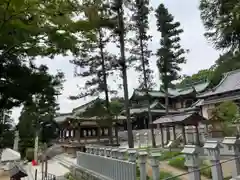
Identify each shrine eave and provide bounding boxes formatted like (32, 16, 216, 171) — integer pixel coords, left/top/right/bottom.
(152, 112, 207, 127)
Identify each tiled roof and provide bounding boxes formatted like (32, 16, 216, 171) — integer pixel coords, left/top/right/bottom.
(72, 97, 101, 116)
(198, 69, 240, 98)
(134, 90, 166, 98)
(167, 81, 210, 96)
(153, 112, 206, 125)
(132, 81, 209, 99)
(127, 100, 165, 114)
(153, 113, 193, 124)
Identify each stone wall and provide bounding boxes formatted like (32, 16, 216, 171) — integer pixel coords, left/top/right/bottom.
(71, 165, 105, 180)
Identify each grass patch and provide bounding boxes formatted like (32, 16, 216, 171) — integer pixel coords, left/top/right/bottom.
(159, 171, 181, 180)
(168, 156, 212, 178)
(136, 166, 180, 180)
(158, 151, 182, 161)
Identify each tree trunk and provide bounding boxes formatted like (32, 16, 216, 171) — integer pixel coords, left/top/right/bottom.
(117, 3, 134, 148)
(138, 28, 156, 147)
(98, 28, 113, 144)
(165, 88, 170, 143)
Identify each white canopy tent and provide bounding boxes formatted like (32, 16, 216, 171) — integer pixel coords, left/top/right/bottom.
(1, 148, 21, 162)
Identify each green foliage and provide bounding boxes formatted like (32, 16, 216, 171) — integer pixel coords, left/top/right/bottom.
(158, 151, 182, 161)
(159, 171, 180, 180)
(168, 156, 212, 178)
(176, 69, 213, 88)
(168, 156, 187, 170)
(199, 0, 240, 51)
(25, 148, 34, 161)
(128, 0, 155, 89)
(0, 0, 100, 58)
(211, 101, 239, 122)
(176, 52, 240, 88)
(65, 173, 75, 180)
(0, 110, 14, 149)
(18, 66, 64, 154)
(136, 165, 180, 180)
(155, 3, 187, 91)
(79, 98, 124, 118)
(0, 0, 109, 111)
(211, 52, 240, 86)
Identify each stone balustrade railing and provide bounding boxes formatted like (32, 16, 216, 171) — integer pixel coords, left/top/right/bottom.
(77, 136, 240, 180)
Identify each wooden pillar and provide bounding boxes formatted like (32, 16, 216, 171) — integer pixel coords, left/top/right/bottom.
(160, 125, 164, 147)
(173, 126, 176, 140)
(63, 129, 66, 141)
(71, 128, 75, 141)
(182, 125, 187, 145)
(97, 127, 100, 142)
(115, 125, 119, 145)
(78, 125, 81, 142)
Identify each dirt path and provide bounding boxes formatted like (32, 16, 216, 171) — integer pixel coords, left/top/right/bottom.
(147, 161, 210, 180)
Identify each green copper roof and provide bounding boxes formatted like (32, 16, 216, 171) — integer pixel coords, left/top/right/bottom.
(132, 81, 210, 99)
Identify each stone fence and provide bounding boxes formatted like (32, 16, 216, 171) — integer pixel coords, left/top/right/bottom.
(74, 136, 240, 180)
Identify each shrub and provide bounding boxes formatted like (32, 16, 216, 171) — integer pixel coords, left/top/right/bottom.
(200, 161, 212, 178)
(160, 171, 180, 180)
(65, 173, 76, 180)
(168, 156, 187, 170)
(25, 148, 34, 161)
(159, 151, 182, 161)
(168, 156, 212, 179)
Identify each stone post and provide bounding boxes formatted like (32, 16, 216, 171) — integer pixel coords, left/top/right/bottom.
(88, 146, 93, 154)
(93, 147, 97, 155)
(34, 131, 39, 163)
(128, 149, 137, 163)
(106, 147, 112, 157)
(203, 140, 224, 180)
(118, 149, 127, 160)
(13, 131, 19, 152)
(136, 133, 141, 148)
(182, 145, 201, 180)
(85, 146, 90, 153)
(149, 151, 161, 180)
(138, 151, 148, 180)
(96, 147, 100, 155)
(144, 132, 148, 147)
(99, 147, 105, 156)
(222, 137, 240, 178)
(111, 148, 118, 159)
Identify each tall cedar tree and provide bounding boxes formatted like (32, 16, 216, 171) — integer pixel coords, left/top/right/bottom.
(18, 65, 64, 154)
(199, 0, 240, 51)
(0, 110, 14, 149)
(155, 4, 187, 142)
(70, 0, 117, 144)
(111, 0, 134, 148)
(129, 0, 156, 147)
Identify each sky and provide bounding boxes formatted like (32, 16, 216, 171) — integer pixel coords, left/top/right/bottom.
(11, 0, 220, 122)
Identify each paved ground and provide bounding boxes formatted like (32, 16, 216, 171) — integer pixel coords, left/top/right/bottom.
(30, 160, 70, 180)
(0, 170, 9, 180)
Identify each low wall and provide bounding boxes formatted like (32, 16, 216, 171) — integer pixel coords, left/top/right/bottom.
(71, 165, 108, 180)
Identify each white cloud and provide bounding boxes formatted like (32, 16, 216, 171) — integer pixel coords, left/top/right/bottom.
(11, 0, 219, 122)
